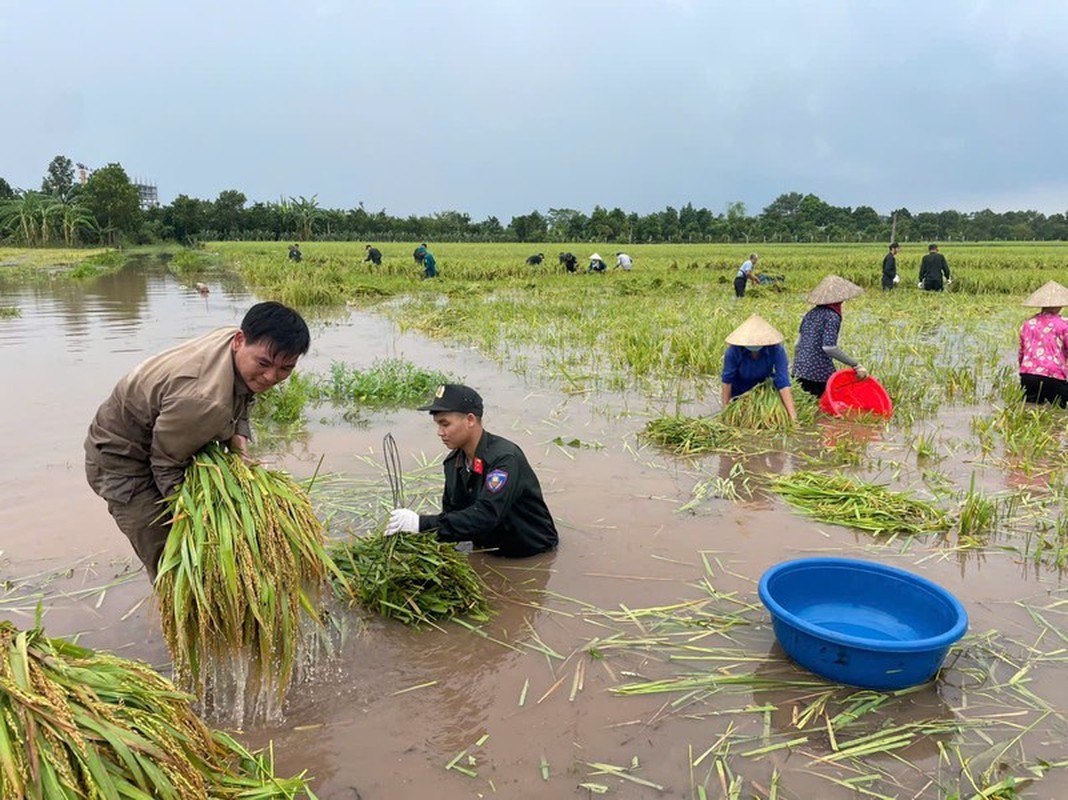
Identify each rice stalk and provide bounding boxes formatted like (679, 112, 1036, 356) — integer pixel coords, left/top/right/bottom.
(719, 381, 818, 429)
(329, 531, 491, 626)
(0, 619, 315, 799)
(771, 471, 951, 536)
(156, 443, 345, 701)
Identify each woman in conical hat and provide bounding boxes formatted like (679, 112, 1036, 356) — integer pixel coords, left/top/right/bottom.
(720, 314, 797, 421)
(791, 275, 867, 398)
(1018, 280, 1068, 406)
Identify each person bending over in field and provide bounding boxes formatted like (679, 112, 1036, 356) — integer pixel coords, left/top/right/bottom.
(364, 244, 383, 266)
(84, 301, 311, 581)
(413, 242, 437, 278)
(1018, 281, 1068, 407)
(385, 384, 559, 557)
(791, 275, 867, 398)
(559, 252, 578, 273)
(720, 315, 797, 421)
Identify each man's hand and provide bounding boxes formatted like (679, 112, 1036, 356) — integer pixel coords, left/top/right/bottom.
(229, 434, 254, 463)
(917, 281, 924, 289)
(893, 274, 900, 284)
(854, 365, 869, 380)
(385, 509, 420, 536)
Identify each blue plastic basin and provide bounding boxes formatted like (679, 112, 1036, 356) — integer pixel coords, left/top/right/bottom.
(758, 558, 968, 690)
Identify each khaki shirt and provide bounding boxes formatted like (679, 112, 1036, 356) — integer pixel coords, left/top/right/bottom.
(84, 327, 252, 501)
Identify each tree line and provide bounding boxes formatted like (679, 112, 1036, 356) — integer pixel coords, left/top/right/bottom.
(3, 156, 1067, 247)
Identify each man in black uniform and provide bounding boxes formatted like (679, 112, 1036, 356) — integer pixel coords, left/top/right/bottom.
(385, 384, 559, 557)
(364, 244, 382, 266)
(881, 242, 900, 290)
(918, 244, 951, 291)
(558, 252, 578, 274)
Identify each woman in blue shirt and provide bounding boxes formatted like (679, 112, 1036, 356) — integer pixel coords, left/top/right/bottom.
(720, 314, 797, 421)
(792, 275, 867, 397)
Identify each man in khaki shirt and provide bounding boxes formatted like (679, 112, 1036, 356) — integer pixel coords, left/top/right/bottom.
(85, 301, 310, 580)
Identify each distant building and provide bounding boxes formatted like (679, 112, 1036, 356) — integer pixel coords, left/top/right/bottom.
(133, 181, 159, 210)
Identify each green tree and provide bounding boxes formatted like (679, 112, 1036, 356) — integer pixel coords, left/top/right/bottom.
(80, 163, 141, 244)
(211, 189, 247, 237)
(289, 195, 321, 240)
(164, 195, 210, 243)
(0, 177, 15, 201)
(508, 210, 547, 242)
(41, 155, 75, 200)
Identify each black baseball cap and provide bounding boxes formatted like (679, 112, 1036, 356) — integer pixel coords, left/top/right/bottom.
(418, 383, 484, 416)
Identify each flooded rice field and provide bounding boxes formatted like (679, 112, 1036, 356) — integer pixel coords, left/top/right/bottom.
(3, 259, 1068, 798)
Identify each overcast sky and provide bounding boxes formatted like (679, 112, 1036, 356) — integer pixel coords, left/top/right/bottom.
(2, 0, 1066, 219)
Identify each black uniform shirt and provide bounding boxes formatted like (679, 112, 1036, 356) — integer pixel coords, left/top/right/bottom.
(919, 252, 951, 284)
(418, 430, 559, 557)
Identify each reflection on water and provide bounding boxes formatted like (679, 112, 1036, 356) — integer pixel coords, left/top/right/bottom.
(4, 261, 1068, 797)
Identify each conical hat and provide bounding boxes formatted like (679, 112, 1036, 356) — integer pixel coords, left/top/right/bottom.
(589, 253, 602, 261)
(806, 274, 863, 305)
(1022, 280, 1068, 308)
(725, 314, 784, 346)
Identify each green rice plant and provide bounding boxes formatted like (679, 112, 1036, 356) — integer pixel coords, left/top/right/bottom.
(170, 248, 212, 274)
(1023, 514, 1068, 570)
(771, 471, 950, 536)
(252, 372, 314, 427)
(956, 475, 1014, 546)
(911, 431, 943, 461)
(719, 381, 818, 429)
(314, 358, 455, 409)
(329, 531, 491, 626)
(0, 619, 315, 799)
(0, 305, 19, 318)
(156, 444, 346, 699)
(642, 415, 739, 455)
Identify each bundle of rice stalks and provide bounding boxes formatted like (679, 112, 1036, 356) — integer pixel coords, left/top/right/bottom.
(330, 531, 491, 626)
(0, 620, 314, 799)
(642, 415, 738, 455)
(157, 443, 346, 699)
(771, 471, 950, 537)
(718, 381, 818, 429)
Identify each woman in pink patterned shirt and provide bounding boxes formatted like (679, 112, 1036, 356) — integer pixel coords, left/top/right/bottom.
(1019, 280, 1068, 406)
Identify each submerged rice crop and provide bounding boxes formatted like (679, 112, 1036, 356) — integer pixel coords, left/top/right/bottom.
(156, 443, 345, 699)
(718, 381, 819, 429)
(330, 531, 491, 626)
(0, 619, 314, 799)
(771, 471, 950, 536)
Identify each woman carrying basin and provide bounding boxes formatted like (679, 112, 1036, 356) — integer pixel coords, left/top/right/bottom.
(792, 275, 868, 399)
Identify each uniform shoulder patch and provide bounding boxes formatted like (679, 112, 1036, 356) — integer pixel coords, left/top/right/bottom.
(485, 469, 509, 493)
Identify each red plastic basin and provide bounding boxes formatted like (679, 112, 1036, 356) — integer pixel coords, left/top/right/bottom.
(819, 369, 893, 418)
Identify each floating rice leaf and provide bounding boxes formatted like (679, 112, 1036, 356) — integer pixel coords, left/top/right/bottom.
(771, 471, 950, 536)
(329, 531, 491, 626)
(156, 443, 345, 701)
(0, 619, 315, 799)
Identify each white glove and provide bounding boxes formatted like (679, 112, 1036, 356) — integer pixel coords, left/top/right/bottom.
(917, 281, 924, 289)
(893, 274, 900, 284)
(854, 365, 869, 380)
(385, 508, 420, 536)
(946, 278, 952, 285)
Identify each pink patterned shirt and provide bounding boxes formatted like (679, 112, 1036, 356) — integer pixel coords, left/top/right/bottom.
(1019, 312, 1068, 381)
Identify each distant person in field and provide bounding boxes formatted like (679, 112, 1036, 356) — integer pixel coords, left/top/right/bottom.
(720, 314, 797, 421)
(587, 253, 607, 273)
(84, 302, 311, 581)
(918, 243, 951, 291)
(1018, 281, 1068, 407)
(792, 275, 868, 398)
(288, 243, 302, 262)
(882, 242, 900, 290)
(559, 252, 578, 273)
(364, 245, 382, 266)
(734, 253, 759, 297)
(413, 242, 437, 278)
(385, 383, 559, 557)
(526, 253, 545, 266)
(615, 252, 633, 271)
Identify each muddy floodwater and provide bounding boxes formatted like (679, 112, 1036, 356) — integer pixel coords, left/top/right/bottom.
(3, 260, 1068, 799)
